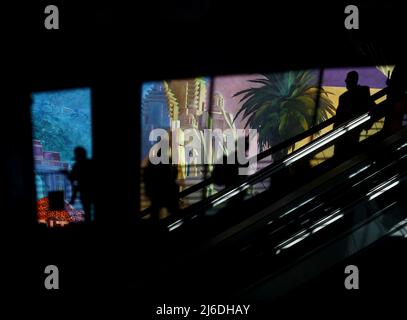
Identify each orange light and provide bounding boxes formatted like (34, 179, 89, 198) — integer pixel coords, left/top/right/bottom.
(37, 197, 84, 227)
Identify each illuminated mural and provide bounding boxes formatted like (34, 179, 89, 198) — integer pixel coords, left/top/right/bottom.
(140, 66, 390, 211)
(32, 88, 92, 226)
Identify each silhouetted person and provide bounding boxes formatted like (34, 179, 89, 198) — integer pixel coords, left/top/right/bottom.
(334, 71, 373, 159)
(212, 153, 240, 187)
(212, 136, 251, 211)
(382, 64, 407, 137)
(212, 135, 252, 188)
(64, 147, 94, 224)
(143, 158, 179, 223)
(70, 177, 79, 205)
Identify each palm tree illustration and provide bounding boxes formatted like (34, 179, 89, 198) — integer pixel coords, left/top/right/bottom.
(234, 71, 335, 159)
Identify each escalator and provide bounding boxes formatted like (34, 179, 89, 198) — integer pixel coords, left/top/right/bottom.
(155, 125, 407, 302)
(225, 129, 407, 300)
(150, 88, 390, 242)
(140, 87, 407, 302)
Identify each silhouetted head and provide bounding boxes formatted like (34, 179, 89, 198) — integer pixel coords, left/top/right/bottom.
(74, 146, 87, 161)
(345, 71, 359, 90)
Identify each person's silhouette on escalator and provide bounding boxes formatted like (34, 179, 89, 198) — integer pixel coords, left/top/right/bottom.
(382, 64, 407, 137)
(144, 155, 179, 224)
(212, 136, 250, 213)
(63, 146, 95, 224)
(334, 71, 374, 159)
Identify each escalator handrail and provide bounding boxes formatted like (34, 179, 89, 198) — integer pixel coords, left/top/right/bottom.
(198, 124, 407, 254)
(176, 87, 388, 198)
(165, 96, 394, 224)
(238, 168, 407, 298)
(142, 87, 389, 215)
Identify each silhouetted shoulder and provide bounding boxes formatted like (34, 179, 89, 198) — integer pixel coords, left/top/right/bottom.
(339, 91, 349, 100)
(358, 85, 370, 94)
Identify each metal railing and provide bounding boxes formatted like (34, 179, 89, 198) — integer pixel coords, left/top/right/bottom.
(141, 87, 389, 218)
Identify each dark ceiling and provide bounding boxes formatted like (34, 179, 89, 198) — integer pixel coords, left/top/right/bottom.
(5, 0, 405, 90)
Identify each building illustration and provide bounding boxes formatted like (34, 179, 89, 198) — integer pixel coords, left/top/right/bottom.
(33, 139, 83, 226)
